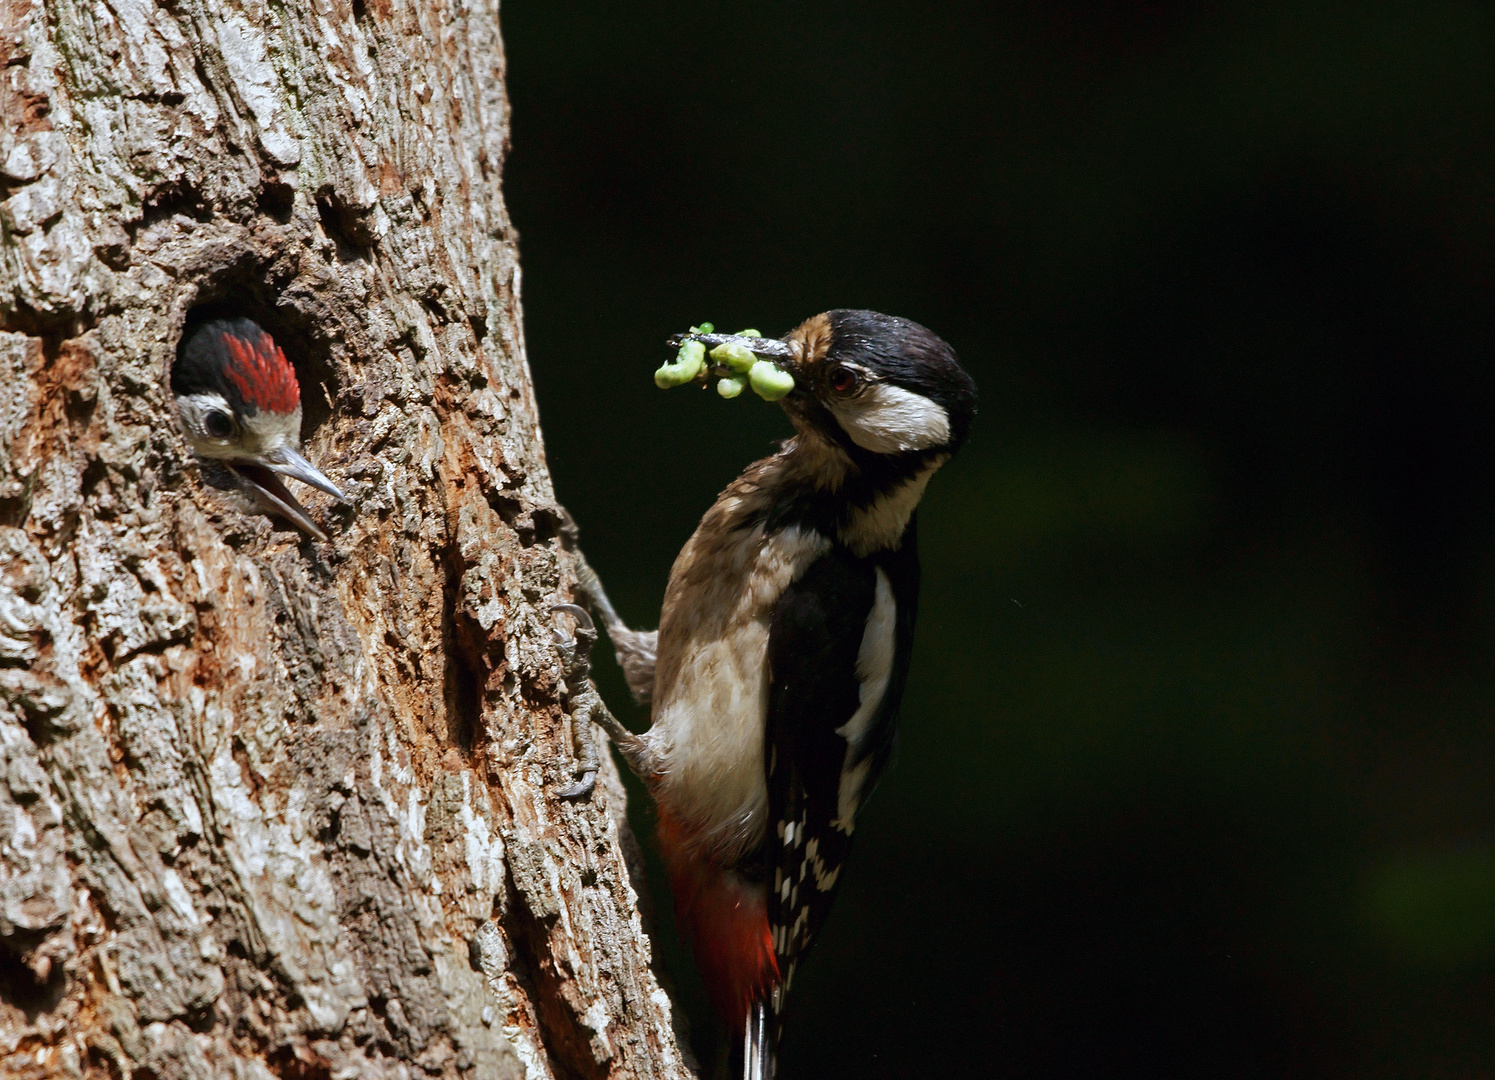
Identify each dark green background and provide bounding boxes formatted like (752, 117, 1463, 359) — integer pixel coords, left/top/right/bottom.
(503, 3, 1495, 1075)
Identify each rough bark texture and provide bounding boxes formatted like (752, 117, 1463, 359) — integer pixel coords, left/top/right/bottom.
(0, 1, 692, 1077)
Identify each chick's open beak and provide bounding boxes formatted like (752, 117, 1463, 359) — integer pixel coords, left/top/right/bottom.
(230, 445, 345, 542)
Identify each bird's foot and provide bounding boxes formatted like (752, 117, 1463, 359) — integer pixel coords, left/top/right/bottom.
(571, 553, 658, 704)
(552, 603, 600, 799)
(550, 603, 655, 797)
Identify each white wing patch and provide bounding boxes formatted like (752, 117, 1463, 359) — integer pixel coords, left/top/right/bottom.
(829, 382, 952, 455)
(831, 568, 897, 833)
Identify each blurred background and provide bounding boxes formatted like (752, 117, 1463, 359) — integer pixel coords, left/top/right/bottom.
(503, 3, 1495, 1076)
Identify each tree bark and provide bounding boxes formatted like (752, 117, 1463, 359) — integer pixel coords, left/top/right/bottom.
(0, 1, 692, 1077)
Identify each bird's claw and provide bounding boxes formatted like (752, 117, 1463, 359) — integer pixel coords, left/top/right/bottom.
(556, 768, 598, 800)
(550, 602, 594, 632)
(550, 603, 597, 657)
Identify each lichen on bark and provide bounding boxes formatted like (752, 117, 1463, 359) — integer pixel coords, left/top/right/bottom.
(0, 1, 690, 1076)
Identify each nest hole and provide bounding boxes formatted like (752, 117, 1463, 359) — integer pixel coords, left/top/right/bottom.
(0, 947, 65, 1019)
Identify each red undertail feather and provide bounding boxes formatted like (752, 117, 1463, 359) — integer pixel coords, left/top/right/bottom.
(657, 810, 779, 1032)
(223, 329, 300, 414)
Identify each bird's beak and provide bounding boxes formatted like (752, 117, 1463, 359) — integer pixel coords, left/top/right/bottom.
(258, 445, 347, 501)
(230, 445, 345, 542)
(752, 336, 805, 381)
(666, 332, 805, 384)
(741, 336, 807, 394)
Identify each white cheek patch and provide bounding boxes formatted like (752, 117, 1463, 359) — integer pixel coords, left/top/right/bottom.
(830, 383, 951, 454)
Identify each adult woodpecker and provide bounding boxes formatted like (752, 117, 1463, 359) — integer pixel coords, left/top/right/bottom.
(173, 317, 345, 541)
(571, 309, 976, 1078)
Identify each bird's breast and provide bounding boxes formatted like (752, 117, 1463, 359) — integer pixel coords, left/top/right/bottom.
(648, 521, 831, 862)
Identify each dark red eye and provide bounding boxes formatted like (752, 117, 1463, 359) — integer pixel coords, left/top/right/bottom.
(829, 365, 858, 393)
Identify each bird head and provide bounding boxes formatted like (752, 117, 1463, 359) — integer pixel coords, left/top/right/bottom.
(776, 309, 977, 462)
(173, 317, 344, 540)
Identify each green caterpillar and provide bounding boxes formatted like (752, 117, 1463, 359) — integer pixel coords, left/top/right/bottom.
(654, 324, 796, 401)
(654, 339, 705, 388)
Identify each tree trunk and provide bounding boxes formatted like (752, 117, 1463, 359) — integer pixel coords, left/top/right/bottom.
(0, 2, 692, 1077)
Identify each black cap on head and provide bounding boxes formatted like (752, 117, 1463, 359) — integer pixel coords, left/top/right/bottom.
(824, 309, 978, 450)
(174, 318, 301, 418)
(785, 309, 978, 459)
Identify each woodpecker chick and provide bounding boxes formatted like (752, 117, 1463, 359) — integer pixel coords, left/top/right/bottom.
(173, 318, 344, 541)
(577, 309, 976, 1079)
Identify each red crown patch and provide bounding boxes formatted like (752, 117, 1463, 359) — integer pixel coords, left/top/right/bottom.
(222, 329, 300, 415)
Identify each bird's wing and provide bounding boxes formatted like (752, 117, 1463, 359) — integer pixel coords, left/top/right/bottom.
(763, 517, 919, 1003)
